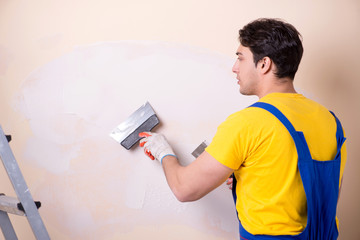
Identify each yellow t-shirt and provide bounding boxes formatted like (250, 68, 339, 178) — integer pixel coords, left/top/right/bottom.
(206, 93, 347, 235)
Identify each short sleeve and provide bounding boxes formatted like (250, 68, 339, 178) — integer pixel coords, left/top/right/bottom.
(206, 114, 246, 170)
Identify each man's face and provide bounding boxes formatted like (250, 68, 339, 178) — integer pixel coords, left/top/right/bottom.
(232, 44, 260, 96)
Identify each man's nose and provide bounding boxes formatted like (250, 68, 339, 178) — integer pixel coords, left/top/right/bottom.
(232, 61, 239, 73)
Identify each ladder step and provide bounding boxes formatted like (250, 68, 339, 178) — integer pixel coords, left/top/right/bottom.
(0, 194, 41, 216)
(0, 195, 25, 216)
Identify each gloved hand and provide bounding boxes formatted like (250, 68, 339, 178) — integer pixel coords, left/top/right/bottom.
(226, 176, 233, 190)
(139, 132, 177, 164)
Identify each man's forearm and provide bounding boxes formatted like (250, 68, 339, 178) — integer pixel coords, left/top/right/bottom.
(139, 133, 233, 202)
(161, 155, 193, 202)
(161, 152, 232, 202)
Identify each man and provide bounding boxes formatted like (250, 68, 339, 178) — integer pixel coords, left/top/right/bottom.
(139, 18, 347, 239)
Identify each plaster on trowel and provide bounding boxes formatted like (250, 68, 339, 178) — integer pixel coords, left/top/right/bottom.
(109, 102, 160, 150)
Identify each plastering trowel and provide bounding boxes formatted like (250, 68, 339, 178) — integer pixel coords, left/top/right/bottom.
(109, 102, 160, 150)
(191, 141, 208, 158)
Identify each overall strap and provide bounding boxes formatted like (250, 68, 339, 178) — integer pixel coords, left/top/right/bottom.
(250, 102, 345, 159)
(249, 102, 311, 160)
(250, 102, 298, 137)
(329, 111, 346, 158)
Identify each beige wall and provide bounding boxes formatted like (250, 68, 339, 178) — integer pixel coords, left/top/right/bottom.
(1, 0, 359, 239)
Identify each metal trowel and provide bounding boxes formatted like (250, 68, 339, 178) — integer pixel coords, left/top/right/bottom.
(109, 102, 160, 150)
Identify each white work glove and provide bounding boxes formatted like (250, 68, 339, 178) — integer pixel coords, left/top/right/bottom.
(139, 132, 176, 164)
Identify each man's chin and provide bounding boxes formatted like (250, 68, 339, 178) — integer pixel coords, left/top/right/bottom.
(239, 89, 255, 96)
(239, 89, 248, 95)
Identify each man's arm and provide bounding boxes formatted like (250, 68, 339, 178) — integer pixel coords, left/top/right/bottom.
(139, 132, 233, 202)
(162, 151, 233, 202)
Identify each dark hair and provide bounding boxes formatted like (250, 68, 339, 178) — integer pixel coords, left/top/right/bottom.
(239, 18, 303, 80)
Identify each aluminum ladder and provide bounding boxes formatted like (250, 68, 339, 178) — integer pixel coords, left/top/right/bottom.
(0, 125, 50, 240)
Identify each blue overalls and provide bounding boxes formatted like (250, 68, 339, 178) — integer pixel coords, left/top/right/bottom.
(231, 102, 346, 240)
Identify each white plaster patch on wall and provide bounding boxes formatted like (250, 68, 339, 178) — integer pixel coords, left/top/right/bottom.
(124, 163, 147, 209)
(13, 41, 252, 238)
(23, 136, 79, 174)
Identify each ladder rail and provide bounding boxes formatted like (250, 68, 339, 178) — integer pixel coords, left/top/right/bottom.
(0, 126, 50, 240)
(0, 210, 18, 240)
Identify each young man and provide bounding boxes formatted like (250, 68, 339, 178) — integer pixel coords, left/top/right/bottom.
(139, 18, 347, 239)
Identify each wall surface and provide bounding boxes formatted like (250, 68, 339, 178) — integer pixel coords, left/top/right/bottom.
(1, 0, 359, 239)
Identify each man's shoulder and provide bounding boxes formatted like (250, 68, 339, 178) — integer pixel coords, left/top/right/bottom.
(224, 105, 275, 128)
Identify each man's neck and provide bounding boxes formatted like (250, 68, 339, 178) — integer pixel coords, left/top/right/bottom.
(256, 77, 297, 99)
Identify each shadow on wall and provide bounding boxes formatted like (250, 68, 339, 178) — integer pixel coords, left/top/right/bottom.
(12, 41, 255, 239)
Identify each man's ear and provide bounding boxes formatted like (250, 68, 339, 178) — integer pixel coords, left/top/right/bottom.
(258, 57, 272, 74)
